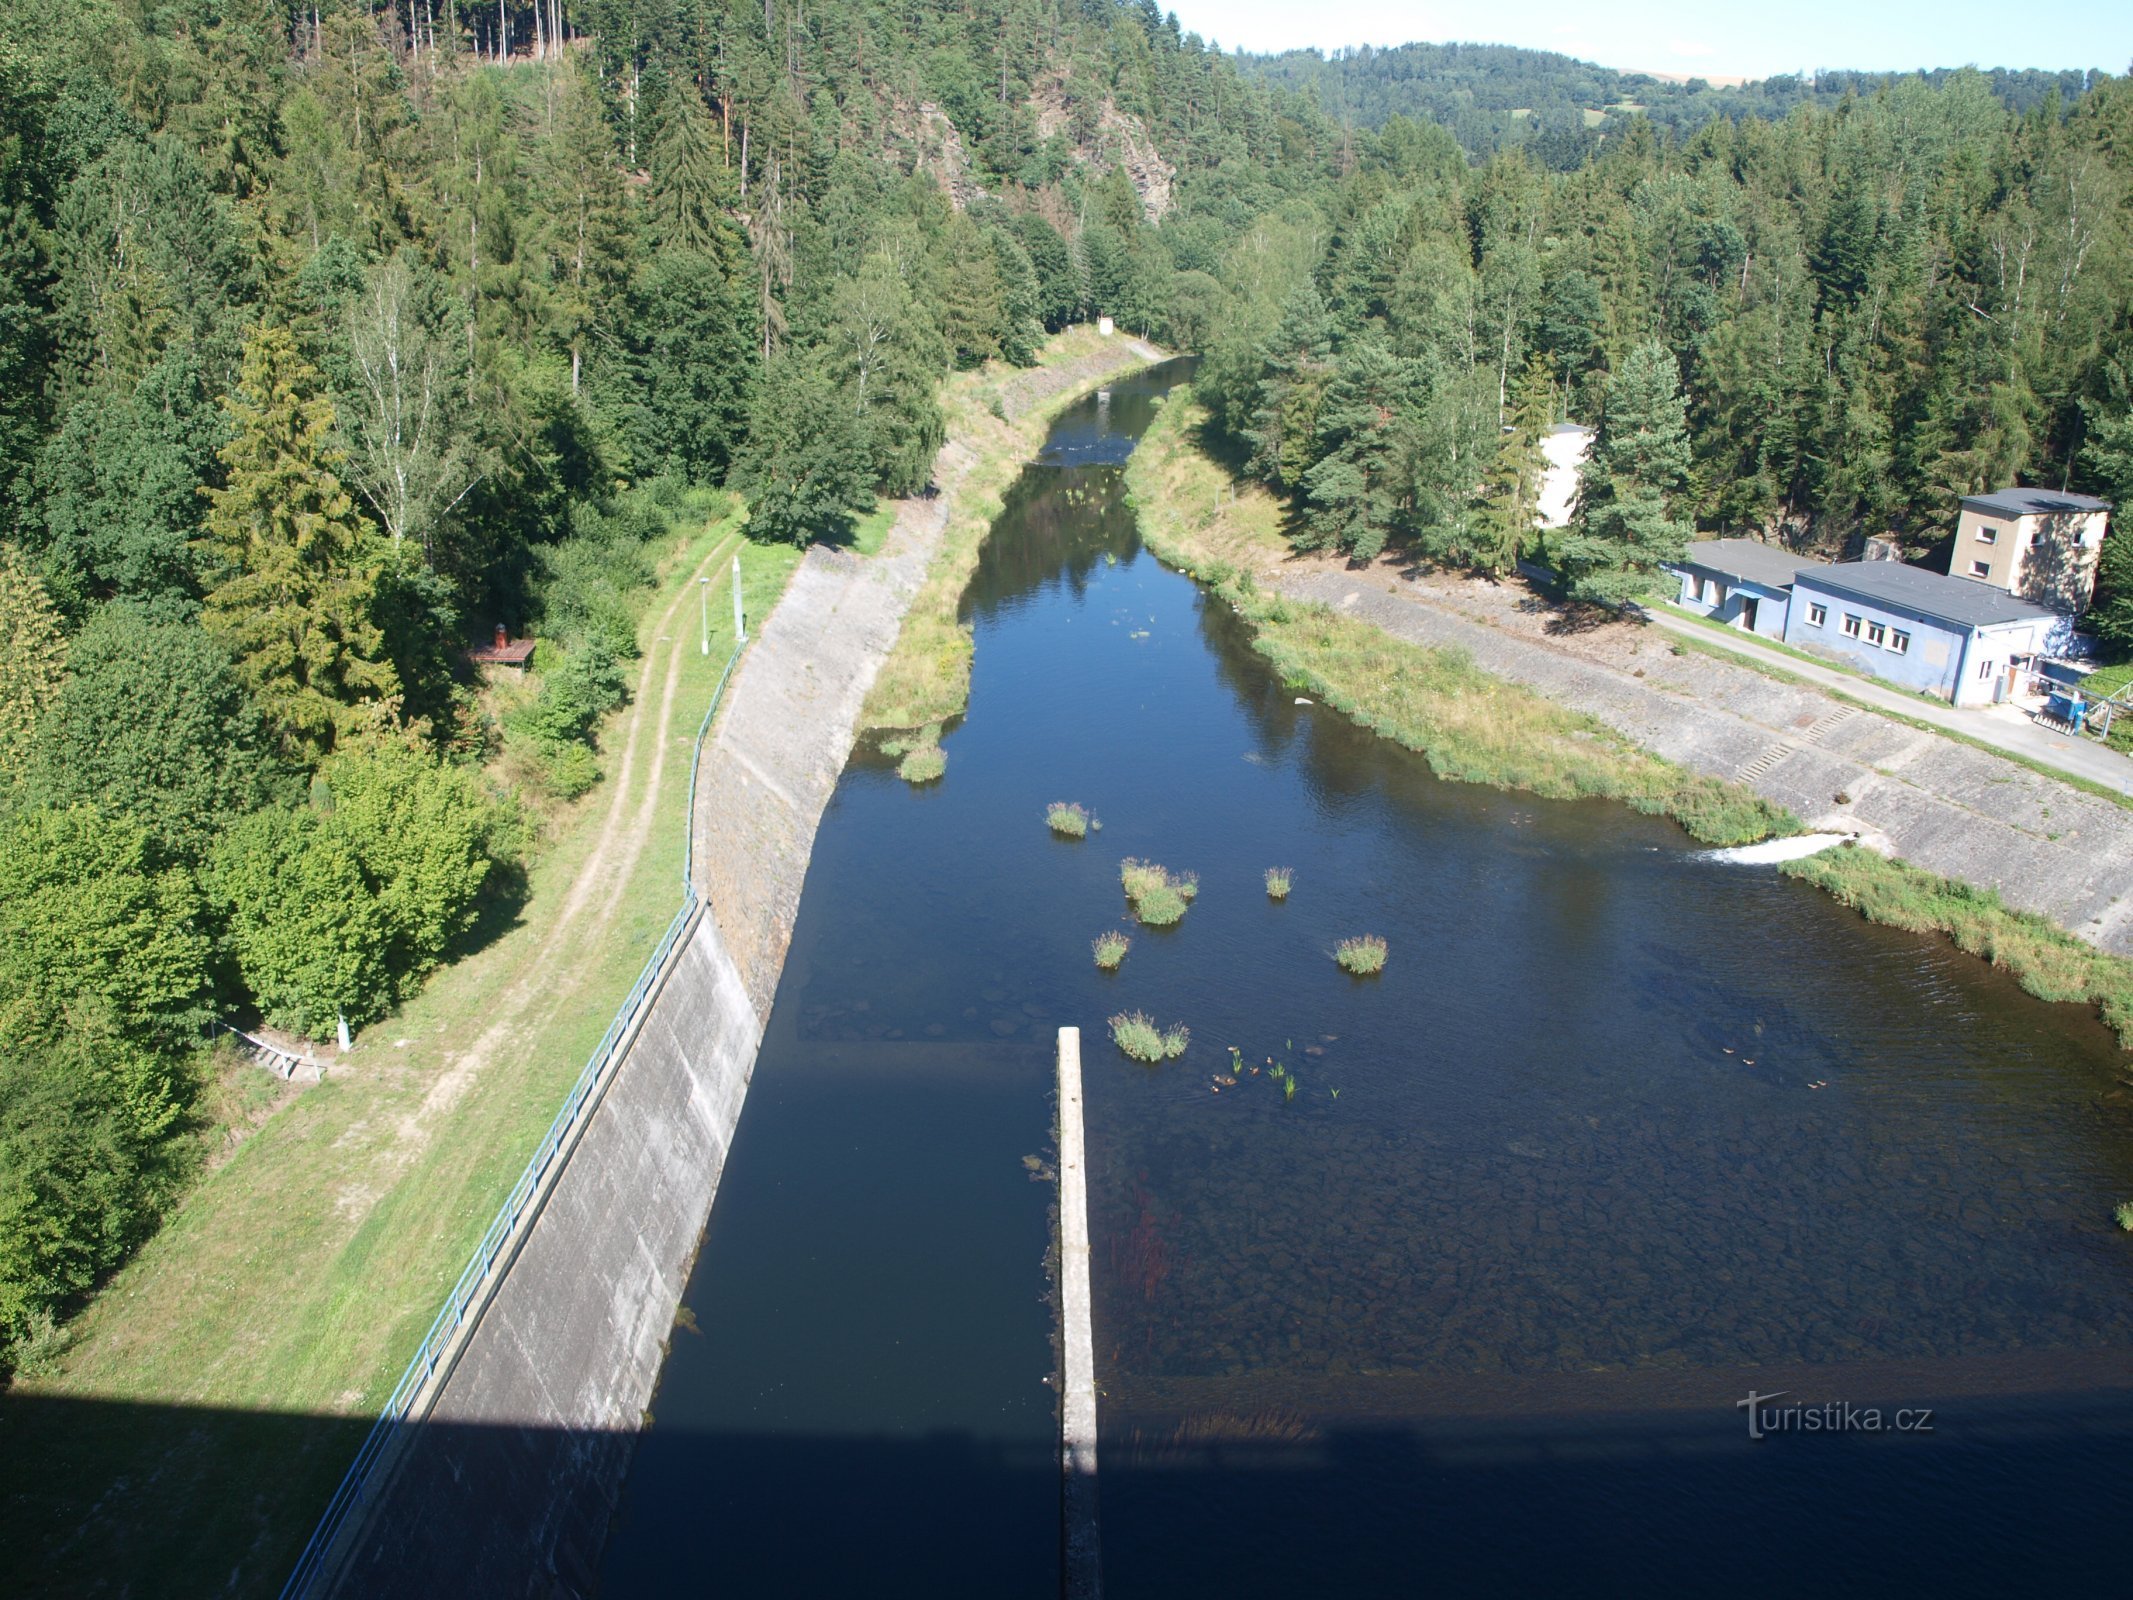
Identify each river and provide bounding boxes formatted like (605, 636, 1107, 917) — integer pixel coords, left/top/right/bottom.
(598, 361, 2133, 1597)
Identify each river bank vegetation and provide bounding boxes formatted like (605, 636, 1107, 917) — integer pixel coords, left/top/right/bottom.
(1129, 391, 2133, 1048)
(1781, 849, 2133, 1048)
(0, 0, 1319, 1383)
(1126, 393, 1798, 847)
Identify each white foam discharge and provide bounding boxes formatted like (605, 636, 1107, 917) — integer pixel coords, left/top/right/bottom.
(1698, 833, 1854, 865)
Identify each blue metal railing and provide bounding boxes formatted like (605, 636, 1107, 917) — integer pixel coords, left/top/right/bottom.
(278, 620, 750, 1600)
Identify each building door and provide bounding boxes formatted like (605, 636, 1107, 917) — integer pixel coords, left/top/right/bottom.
(1739, 596, 1759, 633)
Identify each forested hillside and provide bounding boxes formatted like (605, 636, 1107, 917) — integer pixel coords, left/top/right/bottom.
(0, 0, 1333, 1373)
(1240, 41, 2106, 165)
(1192, 70, 2133, 623)
(4, 0, 2133, 1379)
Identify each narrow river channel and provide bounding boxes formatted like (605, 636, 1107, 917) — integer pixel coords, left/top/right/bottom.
(598, 362, 2133, 1597)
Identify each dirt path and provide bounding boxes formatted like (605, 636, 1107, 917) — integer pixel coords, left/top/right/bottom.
(339, 529, 746, 1213)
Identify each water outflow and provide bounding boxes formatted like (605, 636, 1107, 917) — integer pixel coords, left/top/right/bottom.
(1697, 831, 1854, 864)
(600, 361, 2133, 1600)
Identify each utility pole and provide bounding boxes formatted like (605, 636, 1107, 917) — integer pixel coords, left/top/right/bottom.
(699, 575, 710, 656)
(733, 553, 746, 642)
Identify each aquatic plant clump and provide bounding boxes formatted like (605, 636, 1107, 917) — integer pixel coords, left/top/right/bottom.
(1335, 935, 1389, 975)
(1120, 858, 1195, 926)
(1109, 1011, 1189, 1062)
(1048, 802, 1093, 838)
(1092, 930, 1131, 970)
(899, 743, 946, 783)
(1265, 867, 1292, 900)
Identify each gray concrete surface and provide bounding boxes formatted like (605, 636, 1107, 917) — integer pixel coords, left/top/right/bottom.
(334, 908, 759, 1597)
(1057, 1027, 1101, 1600)
(322, 337, 1162, 1599)
(1646, 606, 2133, 796)
(1281, 567, 2133, 957)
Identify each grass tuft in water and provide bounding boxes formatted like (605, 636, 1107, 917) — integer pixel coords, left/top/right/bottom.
(1121, 858, 1195, 926)
(1092, 930, 1131, 971)
(898, 742, 946, 784)
(896, 723, 946, 783)
(1335, 935, 1389, 975)
(1264, 867, 1292, 900)
(1111, 1011, 1189, 1062)
(1048, 802, 1092, 838)
(2117, 1201, 2133, 1232)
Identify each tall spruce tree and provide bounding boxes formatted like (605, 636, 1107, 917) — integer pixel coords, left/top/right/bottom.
(197, 325, 398, 764)
(1558, 341, 1695, 607)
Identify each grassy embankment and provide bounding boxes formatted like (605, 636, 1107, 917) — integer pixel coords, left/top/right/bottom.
(1785, 849, 2133, 1047)
(1124, 391, 1794, 848)
(0, 508, 804, 1598)
(860, 325, 1161, 737)
(1127, 389, 2133, 1051)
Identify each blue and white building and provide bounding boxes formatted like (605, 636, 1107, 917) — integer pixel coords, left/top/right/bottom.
(1782, 561, 2062, 707)
(1669, 539, 1831, 639)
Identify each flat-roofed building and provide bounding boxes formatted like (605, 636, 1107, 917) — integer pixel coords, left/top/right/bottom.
(1952, 487, 2112, 614)
(1785, 561, 2062, 707)
(1666, 538, 1831, 639)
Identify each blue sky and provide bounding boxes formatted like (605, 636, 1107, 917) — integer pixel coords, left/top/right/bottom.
(1165, 2, 2133, 81)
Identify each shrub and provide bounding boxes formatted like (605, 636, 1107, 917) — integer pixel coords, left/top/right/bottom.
(1120, 858, 1194, 926)
(1109, 1011, 1189, 1062)
(2117, 1201, 2133, 1233)
(512, 638, 630, 748)
(1264, 867, 1292, 900)
(1092, 930, 1130, 970)
(1048, 802, 1091, 838)
(528, 739, 600, 801)
(899, 743, 946, 783)
(1335, 935, 1389, 975)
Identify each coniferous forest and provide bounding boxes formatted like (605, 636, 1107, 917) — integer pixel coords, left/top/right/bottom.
(2, 0, 2132, 1371)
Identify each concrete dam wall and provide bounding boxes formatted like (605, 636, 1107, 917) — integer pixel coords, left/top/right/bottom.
(321, 339, 1158, 1598)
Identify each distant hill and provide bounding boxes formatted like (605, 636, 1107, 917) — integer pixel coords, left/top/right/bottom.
(1236, 41, 2104, 163)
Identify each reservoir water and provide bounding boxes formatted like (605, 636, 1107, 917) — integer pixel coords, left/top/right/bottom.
(598, 362, 2133, 1596)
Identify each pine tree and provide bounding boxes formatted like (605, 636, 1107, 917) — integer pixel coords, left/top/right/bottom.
(1470, 358, 1553, 574)
(0, 551, 67, 784)
(730, 355, 876, 545)
(1297, 339, 1420, 562)
(1558, 341, 1695, 607)
(2083, 396, 2133, 651)
(647, 90, 740, 259)
(626, 248, 758, 484)
(822, 252, 949, 496)
(198, 325, 399, 764)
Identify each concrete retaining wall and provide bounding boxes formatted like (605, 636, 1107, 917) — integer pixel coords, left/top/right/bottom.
(323, 336, 1160, 1598)
(333, 907, 759, 1596)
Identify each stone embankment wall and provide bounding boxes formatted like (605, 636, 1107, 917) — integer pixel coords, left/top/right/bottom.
(327, 336, 1159, 1598)
(1289, 568, 2133, 957)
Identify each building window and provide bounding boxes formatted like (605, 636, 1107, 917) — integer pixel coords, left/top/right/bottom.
(1978, 657, 1995, 679)
(1977, 525, 1998, 544)
(1866, 621, 1886, 646)
(1970, 559, 1992, 577)
(1807, 603, 1827, 627)
(2029, 529, 2047, 548)
(1841, 613, 1862, 638)
(1888, 629, 1910, 655)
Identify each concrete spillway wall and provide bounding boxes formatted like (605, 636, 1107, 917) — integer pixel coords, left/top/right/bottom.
(320, 337, 1159, 1598)
(331, 906, 759, 1595)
